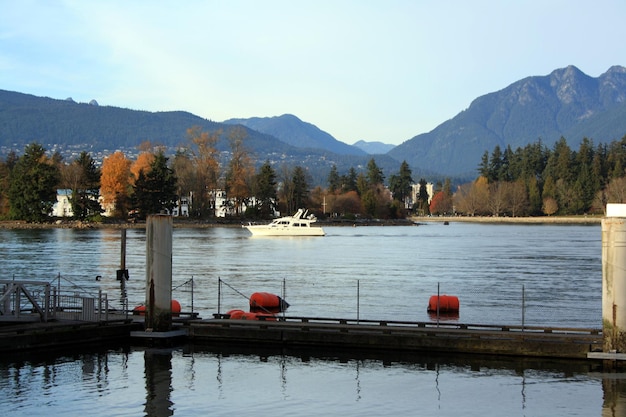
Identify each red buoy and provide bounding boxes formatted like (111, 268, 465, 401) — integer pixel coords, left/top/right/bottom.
(427, 295, 460, 313)
(226, 309, 245, 319)
(133, 300, 181, 316)
(249, 292, 289, 313)
(225, 309, 276, 321)
(171, 299, 181, 317)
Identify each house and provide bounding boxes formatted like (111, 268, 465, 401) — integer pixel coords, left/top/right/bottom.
(172, 197, 190, 217)
(408, 182, 434, 209)
(52, 189, 73, 217)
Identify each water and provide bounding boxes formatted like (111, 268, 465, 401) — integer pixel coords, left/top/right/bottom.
(1, 222, 624, 416)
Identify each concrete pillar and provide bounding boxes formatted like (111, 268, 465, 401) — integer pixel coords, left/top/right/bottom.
(602, 204, 626, 352)
(145, 214, 173, 332)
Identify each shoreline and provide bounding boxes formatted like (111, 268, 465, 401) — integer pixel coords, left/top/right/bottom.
(412, 215, 602, 224)
(0, 215, 603, 229)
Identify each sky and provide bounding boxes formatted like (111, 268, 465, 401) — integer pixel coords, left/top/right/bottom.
(1, 1, 625, 146)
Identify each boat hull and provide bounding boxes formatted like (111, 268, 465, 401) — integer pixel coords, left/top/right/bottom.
(243, 209, 325, 236)
(244, 225, 325, 236)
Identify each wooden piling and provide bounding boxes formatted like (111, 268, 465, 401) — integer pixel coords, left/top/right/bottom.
(145, 214, 173, 332)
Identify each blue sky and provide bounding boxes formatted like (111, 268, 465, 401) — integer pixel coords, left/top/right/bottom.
(1, 1, 624, 145)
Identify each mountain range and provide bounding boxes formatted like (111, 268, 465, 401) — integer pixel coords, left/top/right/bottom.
(389, 65, 626, 178)
(1, 65, 625, 183)
(223, 114, 367, 156)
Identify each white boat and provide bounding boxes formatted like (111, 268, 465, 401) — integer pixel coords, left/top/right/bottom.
(244, 209, 325, 236)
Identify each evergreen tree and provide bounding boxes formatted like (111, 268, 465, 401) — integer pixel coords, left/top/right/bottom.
(0, 151, 17, 217)
(417, 178, 430, 215)
(478, 151, 490, 179)
(69, 151, 102, 220)
(9, 143, 60, 222)
(327, 164, 340, 193)
(132, 151, 177, 219)
(291, 166, 309, 209)
(254, 161, 278, 218)
(575, 163, 596, 213)
(545, 137, 574, 182)
(489, 145, 503, 182)
(361, 188, 377, 217)
(342, 167, 358, 193)
(389, 161, 413, 205)
(501, 145, 514, 181)
(356, 173, 369, 196)
(366, 158, 384, 186)
(526, 177, 542, 215)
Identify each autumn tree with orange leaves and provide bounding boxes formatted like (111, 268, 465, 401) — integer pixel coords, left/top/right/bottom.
(100, 151, 132, 218)
(225, 127, 254, 215)
(186, 126, 221, 217)
(131, 152, 155, 184)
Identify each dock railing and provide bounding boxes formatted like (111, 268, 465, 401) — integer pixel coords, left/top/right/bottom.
(0, 275, 129, 323)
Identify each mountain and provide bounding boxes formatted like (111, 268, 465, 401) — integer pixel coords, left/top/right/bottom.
(223, 114, 366, 156)
(353, 140, 395, 154)
(388, 65, 626, 178)
(4, 64, 626, 184)
(0, 89, 293, 153)
(0, 89, 400, 186)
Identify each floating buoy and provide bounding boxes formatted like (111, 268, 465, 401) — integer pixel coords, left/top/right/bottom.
(132, 300, 182, 316)
(427, 295, 460, 313)
(249, 292, 289, 313)
(171, 299, 181, 317)
(224, 309, 276, 321)
(226, 309, 246, 319)
(132, 305, 146, 315)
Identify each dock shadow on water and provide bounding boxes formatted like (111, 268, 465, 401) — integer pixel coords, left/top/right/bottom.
(1, 343, 625, 416)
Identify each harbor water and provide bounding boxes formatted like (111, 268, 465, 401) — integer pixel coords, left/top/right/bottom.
(1, 222, 624, 416)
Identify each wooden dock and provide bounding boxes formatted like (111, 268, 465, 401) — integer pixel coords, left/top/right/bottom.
(189, 316, 603, 360)
(0, 315, 141, 354)
(0, 313, 607, 361)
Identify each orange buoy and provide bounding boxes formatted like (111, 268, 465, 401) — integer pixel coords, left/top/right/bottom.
(171, 299, 181, 317)
(226, 309, 246, 319)
(133, 300, 181, 316)
(133, 305, 146, 316)
(225, 309, 276, 321)
(427, 295, 460, 313)
(253, 313, 277, 321)
(249, 292, 289, 313)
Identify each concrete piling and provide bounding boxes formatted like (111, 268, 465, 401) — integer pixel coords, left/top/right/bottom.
(145, 214, 173, 332)
(602, 204, 626, 352)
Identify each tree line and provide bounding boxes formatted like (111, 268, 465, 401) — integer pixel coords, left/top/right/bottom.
(3, 126, 624, 223)
(442, 135, 626, 217)
(0, 126, 420, 222)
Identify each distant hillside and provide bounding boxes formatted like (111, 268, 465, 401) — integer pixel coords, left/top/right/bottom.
(5, 65, 625, 185)
(223, 114, 366, 156)
(0, 89, 405, 186)
(389, 65, 626, 178)
(353, 140, 395, 154)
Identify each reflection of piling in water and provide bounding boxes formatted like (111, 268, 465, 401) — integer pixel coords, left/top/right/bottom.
(145, 215, 173, 332)
(144, 349, 174, 417)
(602, 204, 626, 353)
